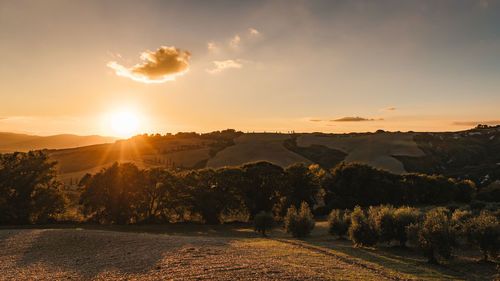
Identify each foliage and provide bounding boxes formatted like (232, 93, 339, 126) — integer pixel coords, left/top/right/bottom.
(254, 211, 275, 237)
(274, 163, 321, 217)
(323, 162, 476, 211)
(79, 162, 145, 224)
(477, 181, 500, 202)
(393, 206, 420, 246)
(284, 202, 315, 238)
(239, 161, 284, 219)
(348, 206, 377, 247)
(464, 211, 500, 261)
(327, 209, 350, 238)
(408, 208, 458, 264)
(0, 151, 66, 224)
(368, 205, 396, 244)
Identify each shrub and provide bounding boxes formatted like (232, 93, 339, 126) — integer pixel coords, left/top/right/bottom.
(476, 182, 500, 202)
(284, 202, 315, 238)
(464, 211, 500, 261)
(393, 206, 420, 246)
(348, 206, 377, 247)
(409, 208, 458, 264)
(368, 205, 396, 244)
(254, 211, 275, 237)
(328, 209, 351, 237)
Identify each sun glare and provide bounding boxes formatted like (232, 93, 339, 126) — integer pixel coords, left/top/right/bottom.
(109, 111, 140, 138)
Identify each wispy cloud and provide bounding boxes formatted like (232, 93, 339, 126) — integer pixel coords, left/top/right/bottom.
(381, 107, 397, 111)
(331, 116, 383, 122)
(230, 35, 241, 48)
(207, 59, 243, 74)
(107, 46, 191, 83)
(207, 41, 217, 51)
(249, 28, 260, 36)
(452, 120, 500, 126)
(309, 119, 323, 122)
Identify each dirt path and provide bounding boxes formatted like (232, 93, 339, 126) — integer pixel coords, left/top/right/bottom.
(0, 229, 404, 280)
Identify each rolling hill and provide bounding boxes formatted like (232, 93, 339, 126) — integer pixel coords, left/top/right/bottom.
(3, 127, 499, 187)
(0, 132, 117, 153)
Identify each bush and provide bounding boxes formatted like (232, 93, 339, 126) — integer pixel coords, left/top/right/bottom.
(254, 211, 274, 237)
(409, 208, 458, 264)
(284, 202, 315, 238)
(328, 209, 350, 238)
(348, 206, 377, 247)
(368, 205, 396, 244)
(393, 206, 420, 246)
(464, 211, 500, 261)
(476, 182, 500, 202)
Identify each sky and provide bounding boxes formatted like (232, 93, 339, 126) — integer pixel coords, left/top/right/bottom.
(1, 0, 500, 137)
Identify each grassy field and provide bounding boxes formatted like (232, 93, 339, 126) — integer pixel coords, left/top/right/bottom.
(1, 221, 497, 280)
(297, 132, 424, 174)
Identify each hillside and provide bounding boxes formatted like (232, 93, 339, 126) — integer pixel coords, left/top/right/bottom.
(3, 127, 497, 187)
(0, 132, 117, 153)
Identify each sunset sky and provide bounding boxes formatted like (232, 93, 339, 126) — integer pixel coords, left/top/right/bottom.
(1, 0, 500, 137)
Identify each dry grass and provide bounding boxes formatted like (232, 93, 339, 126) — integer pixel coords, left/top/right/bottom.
(1, 221, 497, 280)
(207, 133, 311, 168)
(297, 132, 425, 174)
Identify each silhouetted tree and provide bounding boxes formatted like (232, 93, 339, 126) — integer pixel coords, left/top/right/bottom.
(238, 161, 284, 219)
(79, 162, 144, 224)
(275, 163, 321, 217)
(0, 151, 66, 224)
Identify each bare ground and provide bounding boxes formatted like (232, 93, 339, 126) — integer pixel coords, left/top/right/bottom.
(1, 223, 498, 280)
(0, 228, 403, 280)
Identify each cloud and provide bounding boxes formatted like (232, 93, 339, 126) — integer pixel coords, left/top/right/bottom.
(107, 46, 191, 83)
(452, 120, 500, 126)
(381, 107, 397, 111)
(330, 116, 383, 122)
(207, 59, 243, 74)
(479, 0, 489, 8)
(309, 119, 323, 122)
(249, 28, 260, 36)
(207, 41, 216, 51)
(230, 35, 241, 48)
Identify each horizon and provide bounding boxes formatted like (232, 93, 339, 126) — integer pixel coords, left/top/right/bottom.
(1, 0, 500, 137)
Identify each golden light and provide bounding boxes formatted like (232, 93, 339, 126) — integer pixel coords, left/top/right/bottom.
(109, 111, 140, 138)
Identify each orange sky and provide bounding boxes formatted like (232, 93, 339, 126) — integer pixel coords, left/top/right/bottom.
(1, 0, 499, 137)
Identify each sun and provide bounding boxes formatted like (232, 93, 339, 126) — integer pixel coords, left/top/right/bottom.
(109, 111, 140, 138)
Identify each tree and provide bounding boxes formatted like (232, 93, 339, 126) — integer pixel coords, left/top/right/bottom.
(137, 167, 179, 222)
(465, 211, 500, 262)
(239, 161, 284, 219)
(284, 202, 315, 238)
(275, 163, 321, 217)
(328, 209, 351, 238)
(368, 205, 396, 244)
(393, 206, 420, 247)
(254, 211, 275, 237)
(0, 151, 66, 224)
(324, 162, 402, 209)
(79, 162, 144, 224)
(348, 206, 377, 247)
(409, 208, 457, 264)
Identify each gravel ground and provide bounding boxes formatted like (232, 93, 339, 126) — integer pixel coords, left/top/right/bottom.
(0, 229, 399, 280)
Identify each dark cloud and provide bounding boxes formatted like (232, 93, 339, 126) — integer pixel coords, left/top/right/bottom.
(330, 116, 383, 122)
(452, 120, 500, 126)
(107, 46, 191, 83)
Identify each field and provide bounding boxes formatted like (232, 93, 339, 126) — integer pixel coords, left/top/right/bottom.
(1, 222, 497, 280)
(296, 132, 425, 174)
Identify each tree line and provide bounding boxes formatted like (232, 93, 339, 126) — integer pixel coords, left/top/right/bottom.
(0, 151, 479, 225)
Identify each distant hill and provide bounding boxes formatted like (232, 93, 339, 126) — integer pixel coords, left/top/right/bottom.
(0, 132, 118, 153)
(4, 127, 499, 187)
